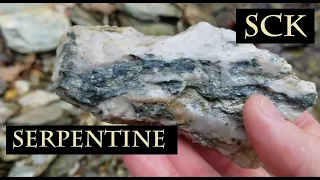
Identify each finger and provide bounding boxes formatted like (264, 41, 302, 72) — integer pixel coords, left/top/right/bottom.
(193, 143, 270, 177)
(122, 155, 180, 177)
(294, 110, 320, 136)
(243, 94, 320, 177)
(166, 136, 221, 177)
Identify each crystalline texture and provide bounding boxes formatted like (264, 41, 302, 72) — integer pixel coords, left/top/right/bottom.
(52, 22, 318, 169)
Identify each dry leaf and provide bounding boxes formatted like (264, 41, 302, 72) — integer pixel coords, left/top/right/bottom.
(0, 54, 35, 82)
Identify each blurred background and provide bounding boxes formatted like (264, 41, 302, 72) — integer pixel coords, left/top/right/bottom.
(0, 3, 319, 177)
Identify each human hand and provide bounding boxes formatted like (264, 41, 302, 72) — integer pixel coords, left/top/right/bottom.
(122, 94, 320, 177)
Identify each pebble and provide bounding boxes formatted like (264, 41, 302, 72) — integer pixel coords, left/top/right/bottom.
(0, 4, 71, 54)
(116, 167, 128, 177)
(44, 155, 85, 177)
(18, 90, 60, 108)
(85, 155, 114, 170)
(13, 80, 30, 96)
(8, 166, 37, 177)
(68, 162, 80, 176)
(0, 100, 19, 124)
(67, 5, 102, 26)
(118, 13, 177, 35)
(116, 3, 182, 21)
(50, 101, 82, 117)
(8, 155, 56, 177)
(7, 104, 64, 125)
(31, 155, 49, 165)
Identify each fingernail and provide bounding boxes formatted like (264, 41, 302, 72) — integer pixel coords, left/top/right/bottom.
(260, 96, 283, 120)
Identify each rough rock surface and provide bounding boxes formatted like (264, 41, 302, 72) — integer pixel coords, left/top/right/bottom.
(52, 22, 318, 169)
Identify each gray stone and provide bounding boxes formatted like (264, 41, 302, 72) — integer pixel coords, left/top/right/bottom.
(8, 155, 56, 177)
(7, 104, 64, 125)
(52, 22, 318, 169)
(118, 13, 177, 36)
(67, 5, 102, 26)
(0, 100, 19, 124)
(0, 4, 71, 54)
(116, 3, 182, 21)
(50, 100, 83, 117)
(18, 90, 60, 108)
(8, 166, 37, 177)
(44, 155, 85, 177)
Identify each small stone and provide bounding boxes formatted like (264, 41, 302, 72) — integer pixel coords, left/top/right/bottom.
(116, 3, 182, 21)
(67, 5, 102, 26)
(31, 155, 49, 165)
(8, 155, 56, 177)
(7, 104, 64, 125)
(52, 22, 318, 169)
(50, 100, 83, 117)
(8, 166, 37, 177)
(18, 90, 60, 108)
(44, 155, 85, 177)
(0, 100, 19, 124)
(116, 168, 128, 177)
(118, 13, 176, 36)
(0, 4, 71, 53)
(87, 155, 113, 170)
(68, 162, 80, 176)
(13, 80, 30, 96)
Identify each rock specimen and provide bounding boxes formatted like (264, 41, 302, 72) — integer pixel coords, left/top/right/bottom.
(52, 22, 318, 169)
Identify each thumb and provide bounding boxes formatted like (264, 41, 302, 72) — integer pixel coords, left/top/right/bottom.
(243, 94, 320, 177)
